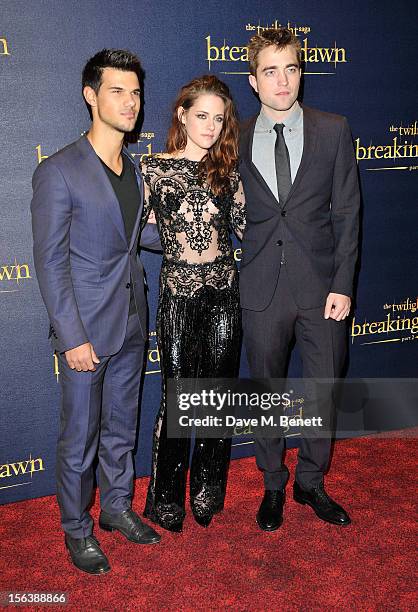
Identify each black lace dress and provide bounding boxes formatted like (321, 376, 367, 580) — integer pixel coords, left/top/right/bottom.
(141, 156, 246, 530)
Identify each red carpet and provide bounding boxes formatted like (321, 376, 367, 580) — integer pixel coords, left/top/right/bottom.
(0, 435, 416, 611)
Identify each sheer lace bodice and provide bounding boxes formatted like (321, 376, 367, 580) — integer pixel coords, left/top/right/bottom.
(140, 156, 245, 296)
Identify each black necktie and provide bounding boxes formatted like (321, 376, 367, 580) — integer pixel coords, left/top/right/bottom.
(274, 123, 292, 206)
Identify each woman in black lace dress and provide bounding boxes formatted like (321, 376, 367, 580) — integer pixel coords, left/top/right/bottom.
(141, 75, 245, 531)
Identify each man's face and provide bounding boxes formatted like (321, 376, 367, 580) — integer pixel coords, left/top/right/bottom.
(84, 67, 140, 133)
(249, 45, 301, 118)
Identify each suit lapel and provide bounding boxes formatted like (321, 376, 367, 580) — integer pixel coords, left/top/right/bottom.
(284, 105, 318, 206)
(242, 116, 281, 210)
(123, 148, 144, 251)
(76, 136, 127, 244)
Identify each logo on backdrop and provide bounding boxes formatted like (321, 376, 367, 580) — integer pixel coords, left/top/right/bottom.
(234, 248, 242, 262)
(232, 390, 305, 443)
(355, 120, 418, 173)
(35, 144, 51, 164)
(37, 131, 162, 165)
(205, 20, 347, 75)
(0, 261, 32, 293)
(53, 331, 163, 380)
(53, 330, 163, 379)
(52, 353, 59, 382)
(0, 38, 10, 56)
(146, 331, 161, 375)
(130, 131, 163, 162)
(351, 297, 418, 346)
(0, 455, 45, 491)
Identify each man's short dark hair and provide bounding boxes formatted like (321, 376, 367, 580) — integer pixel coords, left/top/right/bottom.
(82, 49, 143, 118)
(248, 28, 301, 75)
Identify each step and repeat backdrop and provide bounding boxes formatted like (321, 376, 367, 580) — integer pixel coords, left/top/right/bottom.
(1, 0, 417, 504)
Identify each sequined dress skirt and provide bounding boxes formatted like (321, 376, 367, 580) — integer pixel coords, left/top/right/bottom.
(144, 255, 241, 529)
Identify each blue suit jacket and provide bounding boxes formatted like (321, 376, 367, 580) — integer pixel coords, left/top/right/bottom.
(31, 135, 161, 355)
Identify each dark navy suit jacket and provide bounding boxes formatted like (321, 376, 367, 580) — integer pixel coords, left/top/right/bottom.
(31, 135, 160, 356)
(239, 105, 360, 311)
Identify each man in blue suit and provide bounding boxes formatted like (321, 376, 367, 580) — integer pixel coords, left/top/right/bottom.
(31, 49, 161, 575)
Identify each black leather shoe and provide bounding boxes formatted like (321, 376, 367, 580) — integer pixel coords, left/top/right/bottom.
(256, 490, 285, 531)
(65, 534, 110, 575)
(99, 508, 161, 544)
(293, 482, 351, 526)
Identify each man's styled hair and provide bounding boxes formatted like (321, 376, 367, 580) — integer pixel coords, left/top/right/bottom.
(248, 28, 302, 75)
(82, 49, 143, 118)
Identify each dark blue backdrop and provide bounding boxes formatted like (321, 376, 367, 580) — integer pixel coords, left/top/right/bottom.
(1, 0, 417, 504)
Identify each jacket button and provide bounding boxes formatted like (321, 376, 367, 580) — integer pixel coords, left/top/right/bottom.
(126, 282, 131, 289)
(276, 240, 283, 246)
(281, 211, 287, 217)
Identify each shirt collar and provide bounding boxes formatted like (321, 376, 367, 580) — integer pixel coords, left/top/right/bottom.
(258, 101, 302, 131)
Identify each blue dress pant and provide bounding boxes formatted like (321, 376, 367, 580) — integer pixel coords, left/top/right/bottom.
(56, 313, 145, 538)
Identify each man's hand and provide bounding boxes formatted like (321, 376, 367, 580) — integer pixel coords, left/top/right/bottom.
(65, 342, 100, 372)
(324, 293, 351, 321)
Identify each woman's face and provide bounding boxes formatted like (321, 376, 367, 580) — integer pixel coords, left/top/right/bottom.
(179, 93, 225, 157)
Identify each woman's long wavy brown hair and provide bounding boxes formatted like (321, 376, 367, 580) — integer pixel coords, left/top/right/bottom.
(166, 75, 239, 196)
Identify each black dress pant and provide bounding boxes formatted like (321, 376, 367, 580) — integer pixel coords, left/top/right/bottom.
(242, 265, 346, 491)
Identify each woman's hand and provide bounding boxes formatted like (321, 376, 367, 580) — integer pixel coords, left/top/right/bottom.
(147, 210, 157, 224)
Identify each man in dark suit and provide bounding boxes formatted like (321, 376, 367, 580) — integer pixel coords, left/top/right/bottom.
(31, 49, 161, 574)
(239, 28, 360, 531)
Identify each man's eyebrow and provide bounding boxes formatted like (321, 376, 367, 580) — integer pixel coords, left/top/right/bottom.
(107, 86, 141, 92)
(261, 63, 298, 72)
